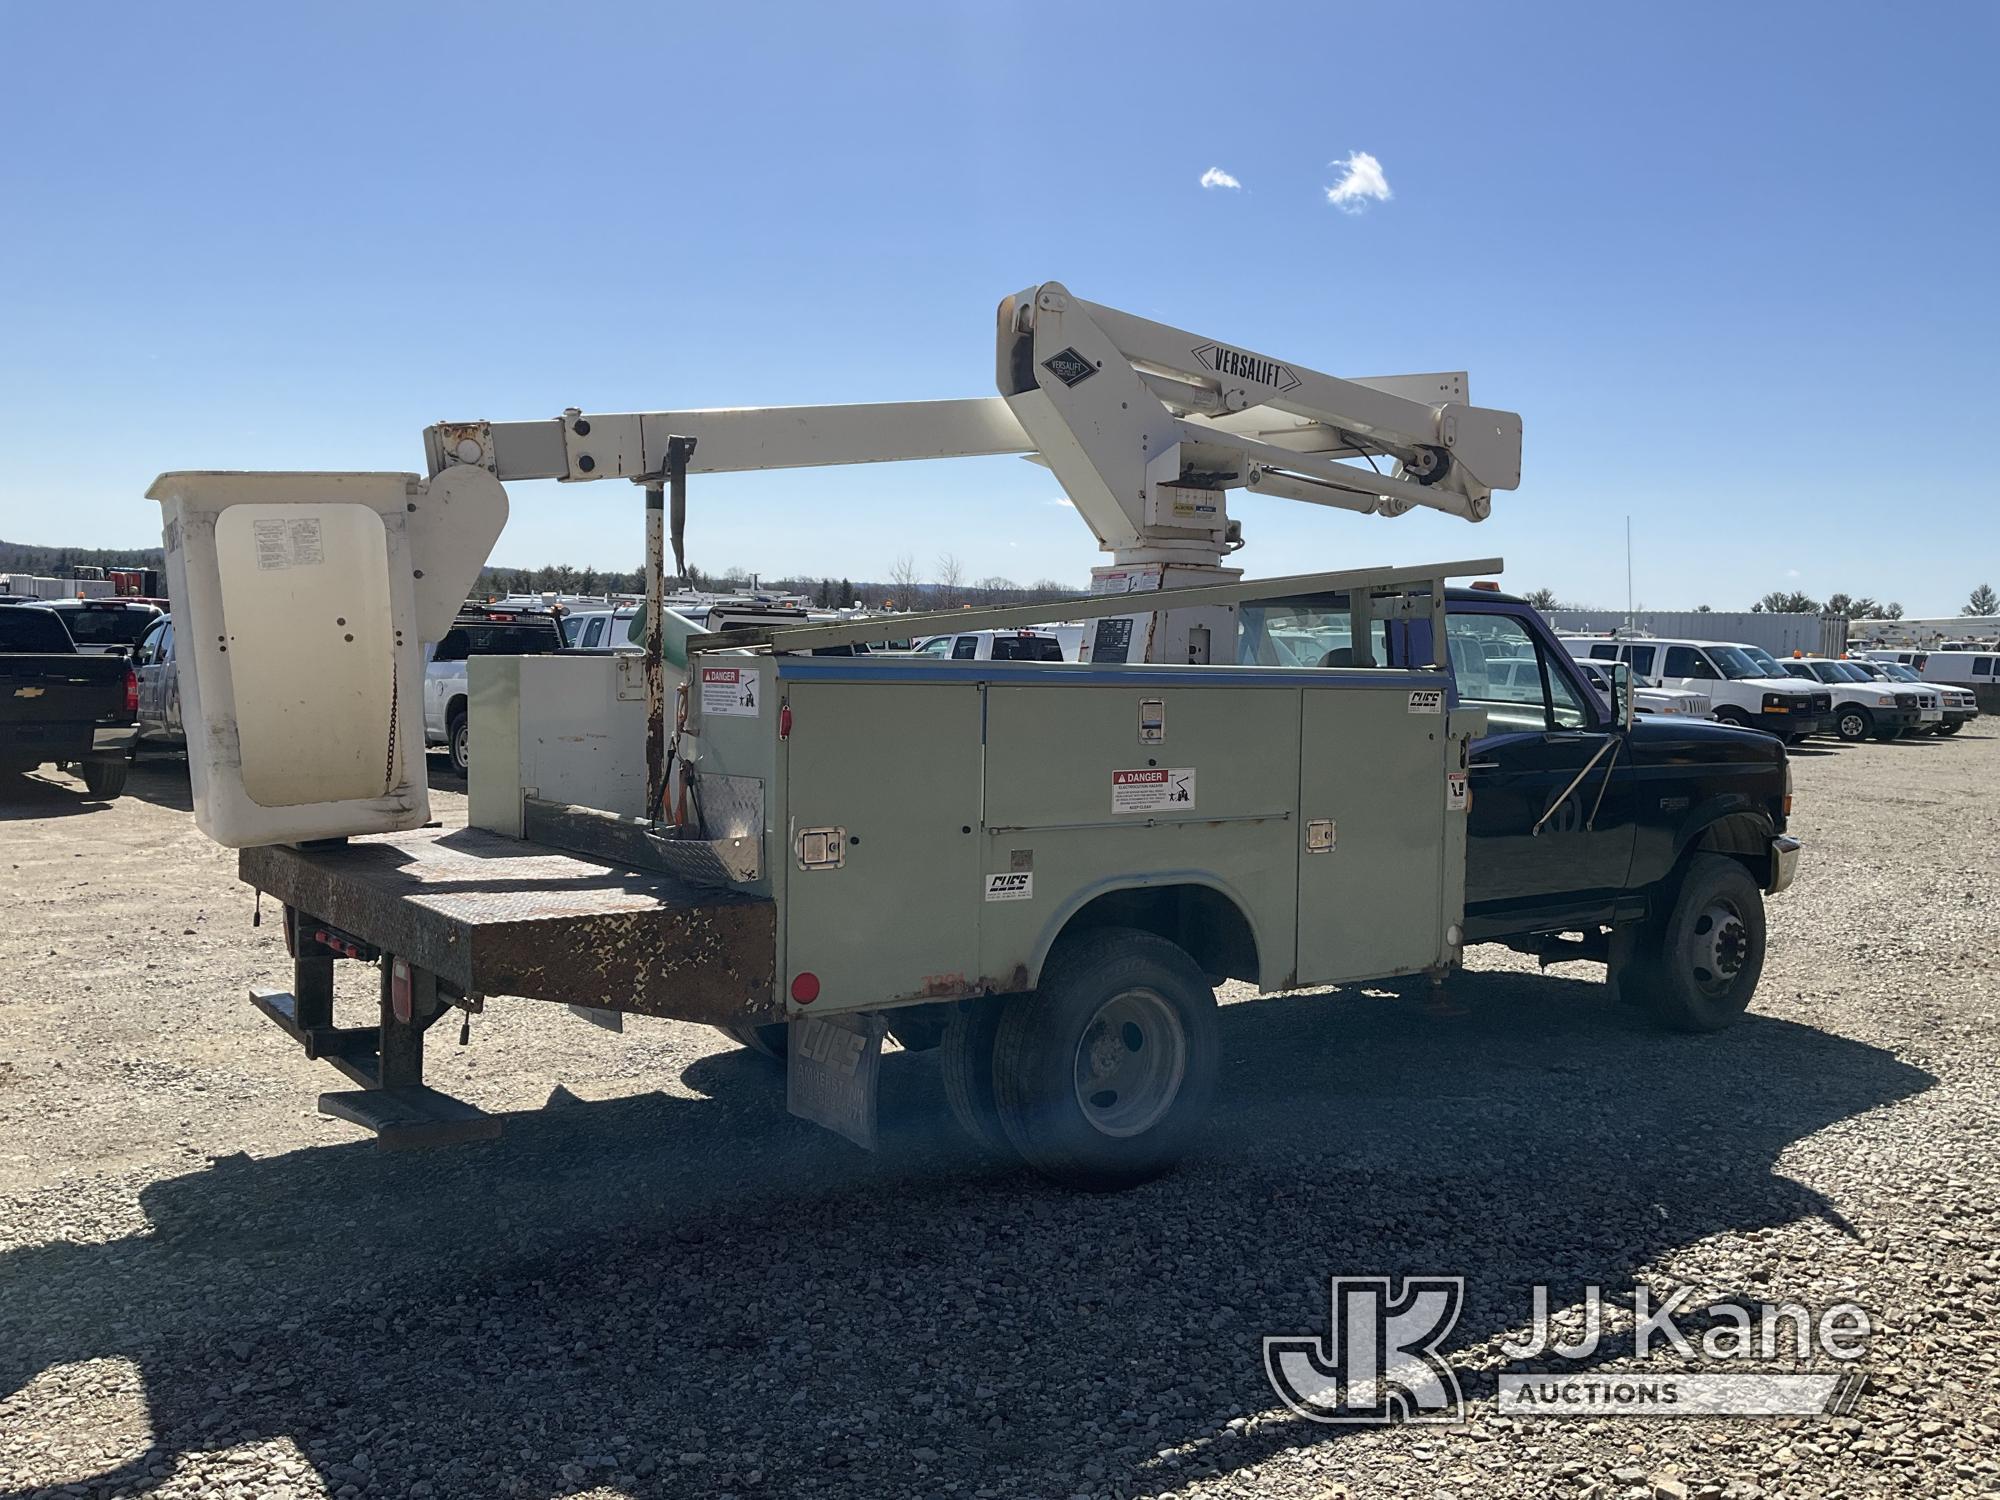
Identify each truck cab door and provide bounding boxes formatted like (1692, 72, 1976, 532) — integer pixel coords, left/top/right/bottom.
(1411, 606, 1638, 930)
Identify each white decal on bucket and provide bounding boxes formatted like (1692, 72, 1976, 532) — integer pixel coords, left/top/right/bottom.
(984, 872, 1034, 902)
(1409, 688, 1444, 714)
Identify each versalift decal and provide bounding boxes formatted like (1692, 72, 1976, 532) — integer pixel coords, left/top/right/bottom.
(1408, 688, 1444, 714)
(1042, 347, 1097, 387)
(1191, 342, 1301, 393)
(700, 665, 760, 717)
(984, 872, 1034, 902)
(1112, 767, 1196, 814)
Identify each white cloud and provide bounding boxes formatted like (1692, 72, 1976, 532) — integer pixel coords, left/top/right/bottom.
(1049, 497, 1075, 508)
(1199, 166, 1242, 191)
(1325, 151, 1390, 213)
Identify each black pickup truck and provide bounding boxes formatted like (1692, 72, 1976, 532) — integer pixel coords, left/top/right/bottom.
(0, 604, 140, 798)
(1409, 587, 1797, 1032)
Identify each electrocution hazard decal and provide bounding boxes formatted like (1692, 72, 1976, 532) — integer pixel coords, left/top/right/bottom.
(700, 665, 760, 717)
(1112, 767, 1195, 813)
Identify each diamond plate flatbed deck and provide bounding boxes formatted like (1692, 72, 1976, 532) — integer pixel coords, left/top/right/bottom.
(239, 825, 779, 1024)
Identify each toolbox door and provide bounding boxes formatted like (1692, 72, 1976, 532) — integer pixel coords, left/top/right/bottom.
(780, 680, 983, 1011)
(1295, 683, 1449, 984)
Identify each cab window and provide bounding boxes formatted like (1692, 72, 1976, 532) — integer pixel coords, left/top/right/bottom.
(951, 636, 979, 660)
(581, 617, 606, 648)
(1236, 597, 1390, 667)
(915, 636, 953, 657)
(135, 618, 169, 665)
(1977, 657, 1995, 676)
(1445, 613, 1591, 732)
(1624, 644, 1657, 676)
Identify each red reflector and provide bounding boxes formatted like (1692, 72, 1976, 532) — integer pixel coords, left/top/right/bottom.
(123, 667, 139, 716)
(790, 972, 820, 1005)
(779, 703, 792, 740)
(391, 957, 412, 1023)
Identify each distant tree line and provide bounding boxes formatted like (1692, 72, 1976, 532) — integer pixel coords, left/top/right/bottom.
(0, 539, 165, 574)
(475, 550, 1086, 612)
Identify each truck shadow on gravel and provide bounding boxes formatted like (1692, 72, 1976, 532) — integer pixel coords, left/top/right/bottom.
(0, 972, 1931, 1500)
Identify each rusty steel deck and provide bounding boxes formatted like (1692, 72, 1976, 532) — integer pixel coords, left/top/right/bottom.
(239, 826, 779, 1023)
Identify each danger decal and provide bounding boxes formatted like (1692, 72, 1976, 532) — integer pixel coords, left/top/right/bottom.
(700, 665, 760, 717)
(1111, 767, 1196, 814)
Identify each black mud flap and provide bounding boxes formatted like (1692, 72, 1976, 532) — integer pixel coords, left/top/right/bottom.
(786, 1012, 885, 1150)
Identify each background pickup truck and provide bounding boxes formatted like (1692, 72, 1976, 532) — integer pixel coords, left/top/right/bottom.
(423, 607, 568, 775)
(1243, 586, 1798, 1030)
(0, 604, 139, 798)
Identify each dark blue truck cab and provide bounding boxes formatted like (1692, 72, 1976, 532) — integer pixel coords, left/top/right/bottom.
(1245, 584, 1798, 1031)
(1424, 586, 1797, 1030)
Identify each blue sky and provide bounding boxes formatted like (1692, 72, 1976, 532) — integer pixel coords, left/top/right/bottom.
(1, 1, 1993, 613)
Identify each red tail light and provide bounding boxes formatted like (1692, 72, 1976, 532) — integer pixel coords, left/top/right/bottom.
(790, 972, 820, 1004)
(123, 666, 139, 716)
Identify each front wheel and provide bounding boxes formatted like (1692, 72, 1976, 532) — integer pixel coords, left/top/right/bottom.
(990, 929, 1218, 1190)
(1938, 721, 1963, 736)
(81, 757, 129, 799)
(1836, 707, 1872, 742)
(1622, 854, 1766, 1032)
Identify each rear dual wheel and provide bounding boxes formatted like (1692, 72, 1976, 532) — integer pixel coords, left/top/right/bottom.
(947, 929, 1219, 1190)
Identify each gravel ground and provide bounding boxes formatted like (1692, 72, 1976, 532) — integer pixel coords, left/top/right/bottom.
(1, 734, 1995, 1500)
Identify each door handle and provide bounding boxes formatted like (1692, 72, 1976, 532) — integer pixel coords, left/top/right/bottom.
(1467, 760, 1501, 771)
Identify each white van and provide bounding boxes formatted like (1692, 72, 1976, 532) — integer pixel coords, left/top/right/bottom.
(1562, 636, 1833, 742)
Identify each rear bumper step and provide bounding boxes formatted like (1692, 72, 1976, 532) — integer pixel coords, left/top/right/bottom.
(250, 983, 499, 1149)
(319, 1086, 500, 1150)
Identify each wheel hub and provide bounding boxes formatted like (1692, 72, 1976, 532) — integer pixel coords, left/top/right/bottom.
(1072, 987, 1187, 1139)
(1690, 901, 1748, 993)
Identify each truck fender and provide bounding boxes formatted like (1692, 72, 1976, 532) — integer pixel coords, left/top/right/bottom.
(1664, 803, 1777, 899)
(1023, 870, 1268, 994)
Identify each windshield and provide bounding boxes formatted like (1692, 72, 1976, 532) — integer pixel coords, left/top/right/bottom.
(1709, 646, 1770, 680)
(1742, 646, 1784, 674)
(1880, 663, 1921, 682)
(1830, 662, 1875, 683)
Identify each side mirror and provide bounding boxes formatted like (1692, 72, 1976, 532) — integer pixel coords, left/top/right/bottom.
(1608, 660, 1636, 730)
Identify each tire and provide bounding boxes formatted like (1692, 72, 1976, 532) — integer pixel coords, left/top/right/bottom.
(887, 1013, 946, 1052)
(1938, 721, 1963, 736)
(1835, 707, 1872, 742)
(939, 998, 1013, 1156)
(1623, 854, 1766, 1033)
(1714, 708, 1751, 730)
(716, 1020, 789, 1061)
(80, 757, 129, 799)
(1874, 725, 1902, 742)
(447, 712, 470, 777)
(989, 928, 1219, 1191)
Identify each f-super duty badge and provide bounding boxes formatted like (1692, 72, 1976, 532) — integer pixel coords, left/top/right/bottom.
(1408, 689, 1444, 714)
